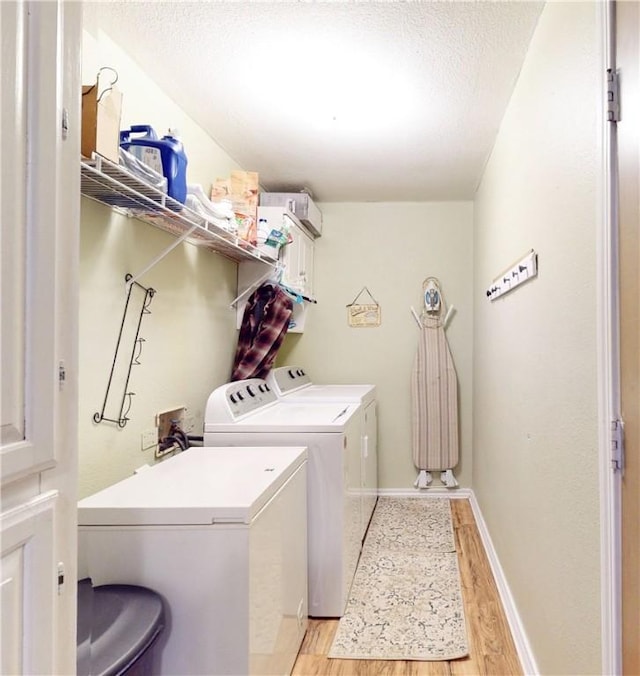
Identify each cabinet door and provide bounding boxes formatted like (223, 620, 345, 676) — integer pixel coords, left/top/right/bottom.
(280, 217, 301, 291)
(281, 219, 314, 297)
(297, 227, 314, 298)
(1, 493, 58, 675)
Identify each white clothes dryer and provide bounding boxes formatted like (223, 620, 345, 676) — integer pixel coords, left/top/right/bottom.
(78, 446, 308, 676)
(203, 378, 362, 618)
(266, 366, 378, 540)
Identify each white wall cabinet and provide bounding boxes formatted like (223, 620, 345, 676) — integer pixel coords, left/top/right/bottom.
(238, 208, 317, 334)
(284, 221, 315, 332)
(281, 217, 315, 299)
(257, 206, 316, 299)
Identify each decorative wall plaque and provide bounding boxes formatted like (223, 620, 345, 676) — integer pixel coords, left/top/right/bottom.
(346, 287, 381, 328)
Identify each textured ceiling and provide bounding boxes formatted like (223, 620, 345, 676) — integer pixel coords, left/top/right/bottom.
(84, 1, 544, 202)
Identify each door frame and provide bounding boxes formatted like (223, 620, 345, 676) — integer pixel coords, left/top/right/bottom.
(598, 1, 622, 674)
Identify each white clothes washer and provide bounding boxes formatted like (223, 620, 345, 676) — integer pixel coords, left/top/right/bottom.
(203, 378, 362, 618)
(266, 366, 378, 539)
(78, 446, 308, 676)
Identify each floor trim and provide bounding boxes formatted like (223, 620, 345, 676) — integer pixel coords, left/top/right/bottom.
(377, 487, 473, 499)
(467, 491, 539, 675)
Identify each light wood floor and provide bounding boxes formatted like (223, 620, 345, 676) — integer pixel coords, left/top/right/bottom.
(292, 499, 522, 676)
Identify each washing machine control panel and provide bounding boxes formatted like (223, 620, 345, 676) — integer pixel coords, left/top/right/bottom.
(206, 378, 277, 422)
(267, 366, 312, 395)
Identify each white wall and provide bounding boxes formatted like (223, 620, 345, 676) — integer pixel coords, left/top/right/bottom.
(279, 202, 474, 489)
(473, 2, 601, 673)
(79, 23, 243, 498)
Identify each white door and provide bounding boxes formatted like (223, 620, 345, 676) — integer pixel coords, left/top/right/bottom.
(1, 1, 81, 673)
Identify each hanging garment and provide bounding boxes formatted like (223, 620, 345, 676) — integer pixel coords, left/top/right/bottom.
(231, 283, 293, 381)
(411, 308, 459, 476)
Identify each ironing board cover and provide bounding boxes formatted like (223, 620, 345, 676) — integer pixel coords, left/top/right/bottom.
(411, 311, 459, 471)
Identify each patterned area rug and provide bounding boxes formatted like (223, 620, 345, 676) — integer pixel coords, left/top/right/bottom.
(328, 497, 469, 661)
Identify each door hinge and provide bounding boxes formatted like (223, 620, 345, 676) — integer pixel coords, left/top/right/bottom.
(61, 107, 69, 140)
(606, 69, 620, 122)
(58, 361, 66, 388)
(57, 562, 65, 595)
(611, 418, 624, 472)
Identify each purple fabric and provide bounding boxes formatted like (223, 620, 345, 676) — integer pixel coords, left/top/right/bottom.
(231, 284, 293, 381)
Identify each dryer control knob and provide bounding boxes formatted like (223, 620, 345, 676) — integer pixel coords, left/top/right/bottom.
(247, 385, 256, 397)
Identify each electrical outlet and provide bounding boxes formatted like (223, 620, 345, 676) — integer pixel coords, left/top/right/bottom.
(141, 428, 157, 451)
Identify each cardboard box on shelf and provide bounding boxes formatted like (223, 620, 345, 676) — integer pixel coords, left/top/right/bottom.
(81, 77, 122, 163)
(211, 171, 259, 245)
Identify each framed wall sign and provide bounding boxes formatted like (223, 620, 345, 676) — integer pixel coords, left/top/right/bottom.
(346, 287, 381, 327)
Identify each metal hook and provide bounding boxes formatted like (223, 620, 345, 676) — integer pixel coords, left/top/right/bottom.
(96, 67, 119, 103)
(119, 392, 135, 427)
(132, 338, 146, 366)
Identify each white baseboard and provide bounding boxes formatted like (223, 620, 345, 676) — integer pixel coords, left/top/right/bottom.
(467, 492, 539, 675)
(377, 487, 473, 499)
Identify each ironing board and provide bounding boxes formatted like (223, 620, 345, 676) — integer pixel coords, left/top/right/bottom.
(411, 279, 459, 488)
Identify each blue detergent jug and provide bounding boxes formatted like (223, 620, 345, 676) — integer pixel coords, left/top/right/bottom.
(120, 125, 188, 204)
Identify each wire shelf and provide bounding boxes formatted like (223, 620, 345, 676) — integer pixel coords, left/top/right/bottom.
(80, 155, 276, 265)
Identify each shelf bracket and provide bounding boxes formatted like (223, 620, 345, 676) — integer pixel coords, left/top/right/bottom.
(230, 267, 280, 308)
(125, 224, 199, 291)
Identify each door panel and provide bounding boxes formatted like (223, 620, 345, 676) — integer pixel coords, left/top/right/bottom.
(1, 547, 25, 675)
(0, 492, 58, 674)
(0, 0, 26, 451)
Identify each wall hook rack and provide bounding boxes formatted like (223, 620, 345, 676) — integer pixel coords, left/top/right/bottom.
(93, 274, 156, 427)
(486, 250, 538, 301)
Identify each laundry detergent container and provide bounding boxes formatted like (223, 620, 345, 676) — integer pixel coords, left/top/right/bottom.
(120, 125, 188, 204)
(77, 578, 165, 676)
